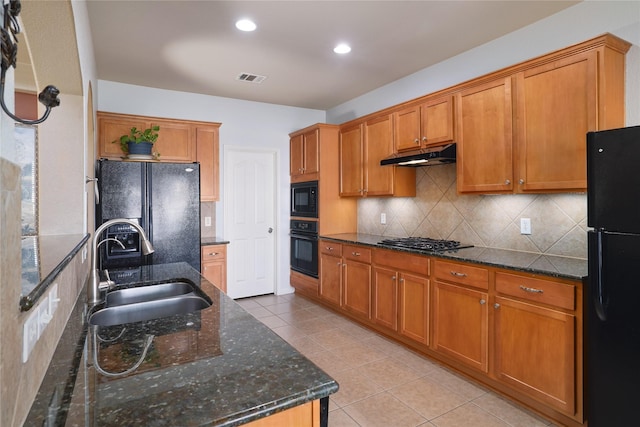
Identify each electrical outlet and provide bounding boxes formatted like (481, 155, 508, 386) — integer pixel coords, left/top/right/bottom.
(520, 218, 532, 235)
(23, 308, 39, 362)
(381, 213, 386, 225)
(48, 283, 60, 318)
(204, 216, 212, 227)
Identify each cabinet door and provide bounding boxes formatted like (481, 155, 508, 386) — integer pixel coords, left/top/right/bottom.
(364, 114, 395, 196)
(515, 51, 596, 192)
(432, 281, 488, 372)
(399, 273, 429, 346)
(98, 114, 149, 159)
(152, 120, 196, 162)
(393, 105, 421, 152)
(343, 259, 371, 319)
(303, 129, 320, 175)
(339, 124, 364, 196)
(202, 244, 227, 292)
(372, 266, 398, 331)
(319, 253, 342, 306)
(456, 78, 513, 193)
(196, 125, 220, 201)
(290, 134, 304, 176)
(494, 296, 575, 414)
(422, 95, 454, 146)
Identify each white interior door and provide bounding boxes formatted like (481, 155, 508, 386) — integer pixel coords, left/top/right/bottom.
(224, 148, 276, 299)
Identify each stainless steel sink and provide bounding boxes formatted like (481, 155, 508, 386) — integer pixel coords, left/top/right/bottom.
(105, 281, 196, 306)
(89, 295, 211, 326)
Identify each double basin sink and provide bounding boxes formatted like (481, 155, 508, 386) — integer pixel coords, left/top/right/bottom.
(89, 280, 212, 327)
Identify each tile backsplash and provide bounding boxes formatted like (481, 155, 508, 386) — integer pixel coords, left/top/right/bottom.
(357, 164, 587, 259)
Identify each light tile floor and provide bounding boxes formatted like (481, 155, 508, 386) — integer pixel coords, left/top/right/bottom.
(236, 293, 559, 427)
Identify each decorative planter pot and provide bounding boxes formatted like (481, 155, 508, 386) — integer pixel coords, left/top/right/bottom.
(127, 141, 153, 155)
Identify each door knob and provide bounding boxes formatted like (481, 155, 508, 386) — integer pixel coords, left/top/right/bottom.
(268, 227, 273, 233)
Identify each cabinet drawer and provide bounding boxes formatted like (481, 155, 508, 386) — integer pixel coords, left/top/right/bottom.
(373, 248, 430, 276)
(495, 272, 575, 310)
(434, 260, 489, 290)
(344, 245, 371, 263)
(202, 244, 227, 261)
(320, 241, 342, 256)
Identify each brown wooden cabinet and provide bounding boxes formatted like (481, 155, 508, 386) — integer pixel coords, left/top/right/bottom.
(339, 115, 415, 197)
(319, 241, 343, 306)
(290, 128, 319, 181)
(493, 272, 578, 416)
(432, 260, 490, 372)
(201, 244, 227, 293)
(342, 245, 372, 320)
(393, 95, 454, 152)
(97, 112, 221, 201)
(195, 125, 221, 201)
(455, 77, 514, 194)
(372, 248, 430, 345)
(456, 34, 628, 194)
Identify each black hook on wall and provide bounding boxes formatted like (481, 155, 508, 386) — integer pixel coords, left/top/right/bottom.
(0, 0, 60, 125)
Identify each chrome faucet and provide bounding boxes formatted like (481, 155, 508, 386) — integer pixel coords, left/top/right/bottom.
(89, 219, 154, 304)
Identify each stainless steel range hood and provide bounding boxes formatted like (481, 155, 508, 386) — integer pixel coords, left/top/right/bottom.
(380, 143, 456, 167)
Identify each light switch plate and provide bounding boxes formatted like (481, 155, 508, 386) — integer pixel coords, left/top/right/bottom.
(204, 216, 212, 227)
(520, 218, 532, 235)
(380, 213, 386, 225)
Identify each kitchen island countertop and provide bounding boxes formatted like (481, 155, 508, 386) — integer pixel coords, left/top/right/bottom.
(321, 233, 587, 281)
(25, 262, 337, 426)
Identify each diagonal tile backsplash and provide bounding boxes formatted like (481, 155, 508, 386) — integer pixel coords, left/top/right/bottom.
(357, 164, 587, 259)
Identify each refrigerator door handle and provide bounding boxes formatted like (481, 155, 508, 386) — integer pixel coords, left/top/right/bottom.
(594, 231, 608, 321)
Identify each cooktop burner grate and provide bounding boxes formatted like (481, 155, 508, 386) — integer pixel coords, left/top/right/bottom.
(378, 237, 473, 252)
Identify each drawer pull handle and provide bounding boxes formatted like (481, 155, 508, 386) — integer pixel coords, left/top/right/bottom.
(208, 252, 219, 256)
(520, 285, 544, 294)
(326, 247, 333, 251)
(450, 271, 467, 277)
(352, 252, 360, 256)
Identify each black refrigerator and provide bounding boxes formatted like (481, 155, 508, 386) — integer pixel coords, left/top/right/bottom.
(586, 125, 640, 426)
(96, 159, 201, 273)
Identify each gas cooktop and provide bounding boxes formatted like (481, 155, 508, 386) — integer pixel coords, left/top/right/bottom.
(378, 237, 473, 252)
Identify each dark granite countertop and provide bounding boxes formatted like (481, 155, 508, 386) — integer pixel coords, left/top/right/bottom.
(26, 262, 337, 426)
(321, 233, 587, 281)
(201, 237, 230, 246)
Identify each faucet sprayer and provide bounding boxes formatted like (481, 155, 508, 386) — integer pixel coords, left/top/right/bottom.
(89, 219, 154, 304)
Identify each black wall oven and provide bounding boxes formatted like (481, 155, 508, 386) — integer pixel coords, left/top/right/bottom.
(290, 220, 318, 278)
(291, 181, 318, 218)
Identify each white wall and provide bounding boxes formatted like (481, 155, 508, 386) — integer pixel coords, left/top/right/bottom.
(97, 81, 325, 294)
(327, 1, 640, 125)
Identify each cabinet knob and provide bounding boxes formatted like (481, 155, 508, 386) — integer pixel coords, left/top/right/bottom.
(207, 252, 219, 256)
(352, 252, 360, 256)
(505, 179, 511, 185)
(399, 278, 404, 283)
(414, 138, 420, 144)
(326, 246, 333, 251)
(422, 136, 427, 142)
(391, 276, 396, 280)
(494, 303, 501, 309)
(480, 299, 486, 305)
(337, 262, 341, 266)
(519, 179, 525, 185)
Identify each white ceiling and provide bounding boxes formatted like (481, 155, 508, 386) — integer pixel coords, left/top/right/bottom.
(86, 1, 579, 110)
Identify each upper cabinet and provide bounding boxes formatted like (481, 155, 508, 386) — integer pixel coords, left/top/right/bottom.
(456, 34, 629, 194)
(290, 128, 319, 182)
(393, 95, 455, 152)
(339, 114, 415, 197)
(456, 78, 514, 193)
(97, 112, 221, 201)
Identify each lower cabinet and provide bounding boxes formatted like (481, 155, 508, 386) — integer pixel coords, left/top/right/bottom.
(201, 244, 227, 293)
(493, 272, 577, 415)
(311, 241, 583, 426)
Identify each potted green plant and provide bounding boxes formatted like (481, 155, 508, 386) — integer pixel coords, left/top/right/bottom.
(114, 125, 160, 157)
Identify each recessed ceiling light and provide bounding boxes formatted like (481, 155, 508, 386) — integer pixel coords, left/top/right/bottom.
(333, 43, 351, 54)
(235, 19, 256, 32)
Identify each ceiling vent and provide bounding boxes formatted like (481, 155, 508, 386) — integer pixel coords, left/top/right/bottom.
(236, 73, 267, 83)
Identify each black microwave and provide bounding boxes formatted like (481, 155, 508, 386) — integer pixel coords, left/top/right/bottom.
(291, 181, 318, 218)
